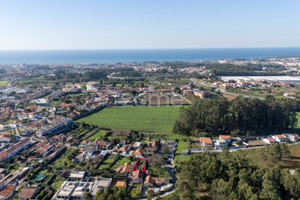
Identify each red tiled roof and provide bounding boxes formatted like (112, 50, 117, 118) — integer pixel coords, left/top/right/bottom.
(120, 163, 134, 173)
(220, 135, 231, 140)
(0, 185, 15, 198)
(19, 187, 39, 199)
(200, 137, 213, 144)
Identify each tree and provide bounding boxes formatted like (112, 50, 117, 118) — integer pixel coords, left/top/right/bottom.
(182, 192, 196, 200)
(147, 189, 154, 200)
(148, 154, 165, 168)
(163, 193, 180, 200)
(174, 96, 297, 136)
(269, 143, 282, 161)
(210, 179, 232, 200)
(260, 179, 281, 200)
(156, 194, 162, 200)
(84, 192, 93, 200)
(161, 143, 169, 155)
(279, 142, 290, 158)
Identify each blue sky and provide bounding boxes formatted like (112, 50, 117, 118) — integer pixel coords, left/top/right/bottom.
(0, 0, 299, 50)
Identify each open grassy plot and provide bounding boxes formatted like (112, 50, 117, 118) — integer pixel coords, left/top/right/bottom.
(87, 129, 107, 140)
(53, 148, 81, 170)
(174, 154, 193, 163)
(175, 140, 188, 155)
(0, 81, 8, 87)
(99, 154, 117, 170)
(112, 156, 132, 169)
(148, 166, 170, 178)
(78, 106, 186, 134)
(229, 143, 300, 169)
(297, 112, 300, 128)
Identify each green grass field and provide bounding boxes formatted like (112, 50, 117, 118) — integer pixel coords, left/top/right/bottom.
(87, 130, 107, 140)
(297, 112, 300, 128)
(112, 157, 132, 169)
(99, 154, 117, 170)
(78, 106, 186, 134)
(0, 81, 8, 87)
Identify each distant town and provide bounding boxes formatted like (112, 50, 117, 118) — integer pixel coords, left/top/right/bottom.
(0, 57, 300, 199)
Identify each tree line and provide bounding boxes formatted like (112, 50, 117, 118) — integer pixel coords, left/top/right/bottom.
(175, 143, 300, 200)
(174, 96, 298, 136)
(205, 63, 285, 76)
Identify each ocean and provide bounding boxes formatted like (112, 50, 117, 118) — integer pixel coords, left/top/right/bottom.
(0, 48, 300, 64)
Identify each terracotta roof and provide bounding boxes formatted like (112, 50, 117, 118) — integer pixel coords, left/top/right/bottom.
(144, 175, 155, 184)
(19, 187, 39, 199)
(153, 177, 165, 183)
(220, 135, 231, 140)
(282, 134, 289, 137)
(132, 170, 144, 179)
(0, 184, 15, 198)
(131, 149, 144, 155)
(200, 137, 213, 144)
(115, 180, 126, 187)
(120, 163, 134, 173)
(81, 140, 89, 145)
(91, 140, 108, 146)
(265, 137, 275, 142)
(119, 147, 126, 152)
(0, 152, 8, 160)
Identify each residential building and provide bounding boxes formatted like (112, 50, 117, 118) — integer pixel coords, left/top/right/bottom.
(216, 139, 227, 147)
(288, 133, 299, 141)
(90, 140, 111, 150)
(128, 170, 144, 184)
(0, 185, 15, 200)
(19, 187, 40, 200)
(272, 135, 285, 143)
(284, 93, 296, 98)
(52, 178, 112, 200)
(200, 137, 213, 148)
(36, 118, 73, 137)
(219, 135, 231, 143)
(0, 138, 31, 162)
(263, 137, 275, 144)
(68, 171, 86, 181)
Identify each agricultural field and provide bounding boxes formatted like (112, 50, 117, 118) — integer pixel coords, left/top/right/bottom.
(78, 106, 187, 135)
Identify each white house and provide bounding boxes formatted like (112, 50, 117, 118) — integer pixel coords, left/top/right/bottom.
(272, 135, 285, 143)
(284, 93, 296, 98)
(216, 139, 227, 147)
(219, 135, 231, 143)
(263, 137, 275, 144)
(288, 133, 299, 141)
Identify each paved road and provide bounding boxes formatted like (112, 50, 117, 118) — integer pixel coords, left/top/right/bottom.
(189, 142, 300, 153)
(14, 127, 20, 137)
(137, 188, 176, 200)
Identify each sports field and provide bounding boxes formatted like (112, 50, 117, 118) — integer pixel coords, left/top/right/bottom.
(78, 106, 186, 134)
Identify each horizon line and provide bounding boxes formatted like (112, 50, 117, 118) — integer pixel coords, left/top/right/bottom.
(1, 47, 300, 51)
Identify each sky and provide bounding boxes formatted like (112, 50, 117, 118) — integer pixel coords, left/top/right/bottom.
(0, 0, 300, 50)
